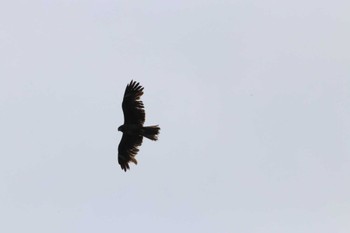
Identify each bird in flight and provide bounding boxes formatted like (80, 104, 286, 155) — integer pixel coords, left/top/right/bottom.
(117, 80, 160, 171)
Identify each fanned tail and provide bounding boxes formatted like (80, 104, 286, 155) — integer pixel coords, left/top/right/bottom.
(142, 125, 160, 141)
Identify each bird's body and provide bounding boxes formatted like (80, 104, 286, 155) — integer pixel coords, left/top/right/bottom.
(117, 80, 160, 171)
(118, 124, 142, 135)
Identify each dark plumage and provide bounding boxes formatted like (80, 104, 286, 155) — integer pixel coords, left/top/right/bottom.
(117, 80, 160, 171)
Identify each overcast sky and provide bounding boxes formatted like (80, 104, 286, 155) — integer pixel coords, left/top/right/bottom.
(1, 1, 350, 232)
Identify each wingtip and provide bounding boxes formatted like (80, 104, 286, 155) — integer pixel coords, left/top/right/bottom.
(129, 79, 137, 86)
(119, 155, 138, 172)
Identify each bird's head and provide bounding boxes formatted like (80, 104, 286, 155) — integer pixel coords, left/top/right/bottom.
(118, 125, 125, 132)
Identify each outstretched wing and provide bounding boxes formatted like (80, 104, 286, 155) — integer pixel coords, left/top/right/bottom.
(122, 80, 145, 125)
(118, 133, 143, 171)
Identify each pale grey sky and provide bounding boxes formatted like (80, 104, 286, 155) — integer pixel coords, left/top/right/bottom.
(1, 1, 349, 232)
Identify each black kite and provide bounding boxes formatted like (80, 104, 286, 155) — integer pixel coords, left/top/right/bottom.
(117, 80, 160, 171)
